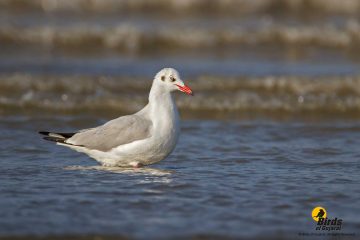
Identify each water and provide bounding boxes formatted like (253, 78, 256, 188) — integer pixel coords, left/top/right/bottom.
(1, 0, 360, 239)
(0, 117, 359, 239)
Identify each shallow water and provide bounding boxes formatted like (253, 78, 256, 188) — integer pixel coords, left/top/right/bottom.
(0, 117, 359, 239)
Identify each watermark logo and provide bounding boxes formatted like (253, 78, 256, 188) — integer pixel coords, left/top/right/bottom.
(312, 206, 342, 231)
(298, 206, 355, 237)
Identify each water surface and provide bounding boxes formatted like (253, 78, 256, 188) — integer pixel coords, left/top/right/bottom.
(1, 1, 360, 239)
(0, 117, 359, 239)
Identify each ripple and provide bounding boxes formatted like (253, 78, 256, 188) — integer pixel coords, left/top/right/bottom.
(64, 165, 173, 176)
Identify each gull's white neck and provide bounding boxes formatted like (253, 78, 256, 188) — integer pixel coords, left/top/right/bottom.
(148, 84, 180, 136)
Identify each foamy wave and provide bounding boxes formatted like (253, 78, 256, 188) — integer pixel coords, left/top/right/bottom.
(1, 0, 359, 15)
(2, 21, 360, 52)
(1, 74, 360, 118)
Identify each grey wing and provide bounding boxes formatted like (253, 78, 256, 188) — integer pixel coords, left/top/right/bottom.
(66, 115, 152, 152)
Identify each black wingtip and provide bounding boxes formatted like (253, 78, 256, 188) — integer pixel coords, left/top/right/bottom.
(39, 131, 50, 136)
(42, 136, 83, 147)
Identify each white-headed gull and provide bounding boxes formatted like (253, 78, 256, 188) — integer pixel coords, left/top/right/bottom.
(39, 68, 193, 167)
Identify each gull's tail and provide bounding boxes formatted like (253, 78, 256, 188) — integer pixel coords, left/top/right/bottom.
(38, 131, 76, 144)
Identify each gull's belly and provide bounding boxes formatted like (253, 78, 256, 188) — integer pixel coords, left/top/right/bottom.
(110, 130, 179, 165)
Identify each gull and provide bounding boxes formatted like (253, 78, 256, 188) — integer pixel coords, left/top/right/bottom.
(39, 68, 193, 167)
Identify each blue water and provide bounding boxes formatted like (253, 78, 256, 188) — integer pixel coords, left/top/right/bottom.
(0, 54, 359, 77)
(0, 117, 359, 239)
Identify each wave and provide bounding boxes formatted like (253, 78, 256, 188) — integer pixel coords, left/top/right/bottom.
(1, 74, 360, 118)
(1, 0, 360, 15)
(2, 21, 360, 53)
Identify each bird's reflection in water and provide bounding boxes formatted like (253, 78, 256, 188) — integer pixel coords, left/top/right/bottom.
(65, 165, 173, 177)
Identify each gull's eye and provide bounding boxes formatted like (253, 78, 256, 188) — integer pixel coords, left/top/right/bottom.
(161, 76, 165, 81)
(170, 76, 176, 82)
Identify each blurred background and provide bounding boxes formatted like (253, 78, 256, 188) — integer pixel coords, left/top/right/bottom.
(1, 1, 360, 239)
(1, 0, 360, 119)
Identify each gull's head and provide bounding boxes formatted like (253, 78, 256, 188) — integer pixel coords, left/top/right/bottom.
(154, 68, 193, 96)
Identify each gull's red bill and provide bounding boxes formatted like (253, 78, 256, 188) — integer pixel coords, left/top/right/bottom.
(175, 84, 194, 96)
